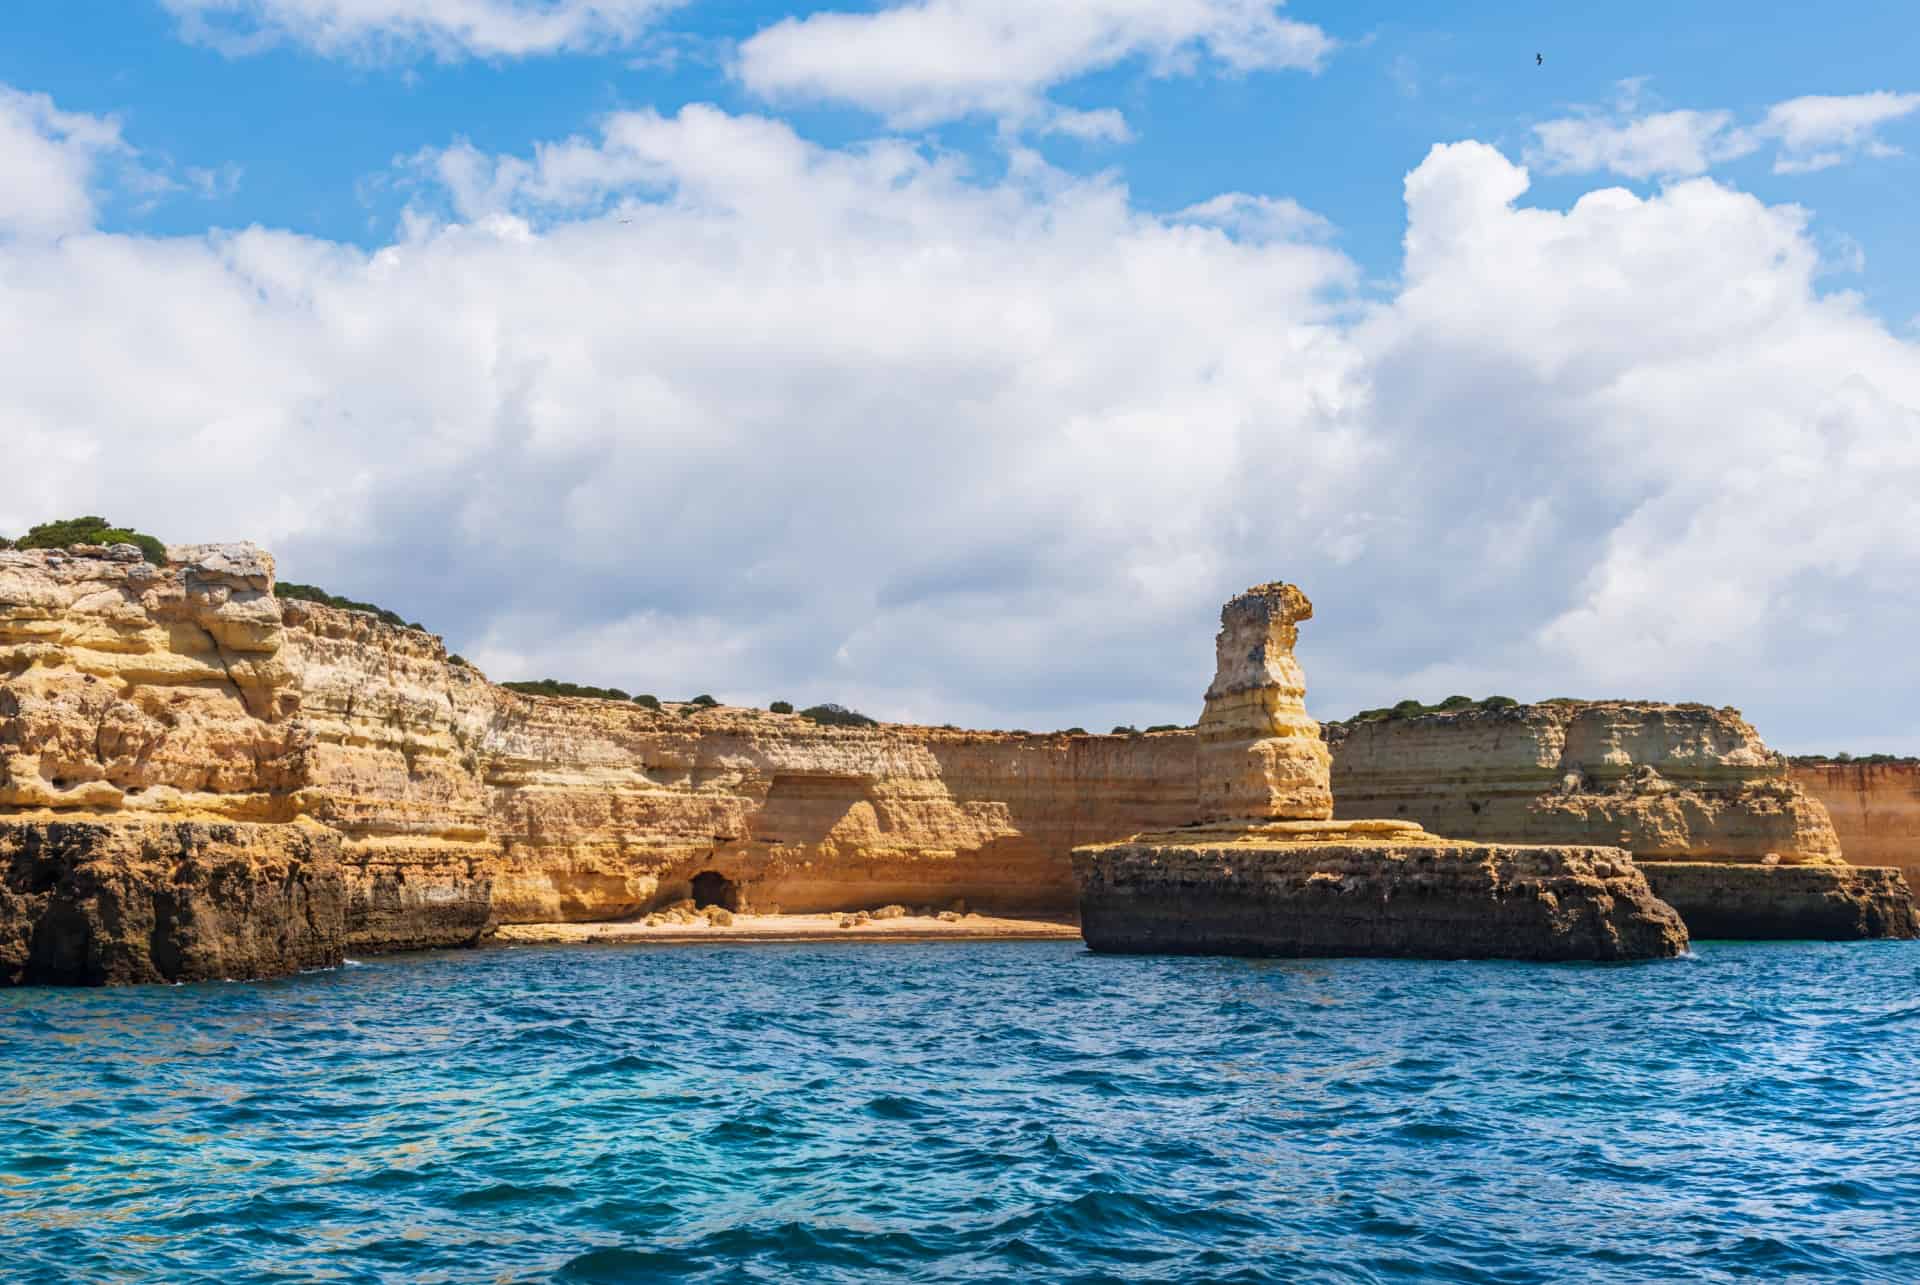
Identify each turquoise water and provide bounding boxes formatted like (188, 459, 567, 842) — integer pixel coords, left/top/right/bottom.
(3, 940, 1918, 1283)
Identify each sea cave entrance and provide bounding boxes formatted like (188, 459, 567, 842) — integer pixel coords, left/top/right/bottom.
(690, 871, 741, 912)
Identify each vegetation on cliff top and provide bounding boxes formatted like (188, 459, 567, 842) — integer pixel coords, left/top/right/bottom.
(502, 679, 635, 702)
(1792, 752, 1919, 766)
(277, 581, 427, 632)
(7, 516, 167, 566)
(800, 703, 878, 728)
(1339, 695, 1521, 724)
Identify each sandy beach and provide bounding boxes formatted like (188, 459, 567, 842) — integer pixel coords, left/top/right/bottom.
(490, 912, 1083, 946)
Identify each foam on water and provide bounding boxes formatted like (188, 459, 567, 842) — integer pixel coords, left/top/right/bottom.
(3, 939, 1918, 1282)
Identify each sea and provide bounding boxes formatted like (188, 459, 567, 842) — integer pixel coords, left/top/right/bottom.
(2, 939, 1917, 1283)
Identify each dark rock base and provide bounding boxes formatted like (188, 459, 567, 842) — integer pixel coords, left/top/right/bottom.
(1, 820, 348, 986)
(1072, 839, 1689, 962)
(1641, 862, 1919, 940)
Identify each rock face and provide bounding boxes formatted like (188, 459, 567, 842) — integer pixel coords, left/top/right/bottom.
(1789, 760, 1920, 894)
(0, 820, 347, 986)
(1195, 583, 1331, 822)
(1073, 584, 1688, 962)
(1639, 863, 1917, 941)
(1325, 703, 1843, 864)
(1074, 839, 1688, 961)
(1324, 704, 1917, 940)
(0, 543, 1200, 982)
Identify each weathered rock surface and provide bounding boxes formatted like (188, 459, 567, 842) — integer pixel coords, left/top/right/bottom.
(1196, 582, 1331, 823)
(1639, 863, 1917, 941)
(1789, 759, 1920, 894)
(1072, 584, 1688, 962)
(0, 819, 346, 985)
(0, 544, 1200, 982)
(1074, 837, 1688, 960)
(1325, 702, 1843, 864)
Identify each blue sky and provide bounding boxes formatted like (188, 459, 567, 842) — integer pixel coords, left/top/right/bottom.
(3, 1, 1919, 750)
(8, 1, 1918, 320)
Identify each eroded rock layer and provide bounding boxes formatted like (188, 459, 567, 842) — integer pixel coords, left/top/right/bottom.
(0, 819, 347, 986)
(1789, 760, 1920, 893)
(1325, 703, 1844, 864)
(1638, 862, 1917, 941)
(0, 544, 1202, 981)
(1073, 838, 1688, 961)
(1071, 583, 1689, 962)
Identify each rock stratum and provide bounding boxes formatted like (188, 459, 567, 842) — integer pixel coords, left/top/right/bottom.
(0, 543, 1198, 983)
(1072, 584, 1689, 961)
(1324, 705, 1915, 940)
(2, 544, 1904, 983)
(1789, 759, 1920, 896)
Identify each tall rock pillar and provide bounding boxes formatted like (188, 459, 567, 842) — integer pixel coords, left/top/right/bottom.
(1195, 582, 1332, 823)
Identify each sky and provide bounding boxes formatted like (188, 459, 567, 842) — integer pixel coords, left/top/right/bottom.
(2, 0, 1918, 753)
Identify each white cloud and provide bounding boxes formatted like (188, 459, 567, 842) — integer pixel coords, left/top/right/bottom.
(159, 0, 685, 59)
(736, 0, 1334, 130)
(0, 88, 127, 238)
(1530, 108, 1757, 180)
(1531, 84, 1920, 181)
(5, 90, 1920, 750)
(1759, 91, 1920, 173)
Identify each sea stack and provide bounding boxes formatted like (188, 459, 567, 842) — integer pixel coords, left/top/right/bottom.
(1071, 583, 1690, 961)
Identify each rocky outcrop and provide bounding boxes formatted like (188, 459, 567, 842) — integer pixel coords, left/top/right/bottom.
(0, 819, 346, 985)
(1325, 702, 1843, 864)
(1323, 704, 1917, 940)
(1074, 839, 1688, 961)
(0, 543, 1202, 982)
(1072, 584, 1688, 962)
(1195, 582, 1330, 822)
(1640, 863, 1917, 941)
(1789, 760, 1920, 893)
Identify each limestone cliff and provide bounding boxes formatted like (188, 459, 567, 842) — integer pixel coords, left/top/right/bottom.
(1324, 702, 1843, 864)
(0, 543, 1201, 981)
(1073, 584, 1688, 962)
(1789, 760, 1920, 893)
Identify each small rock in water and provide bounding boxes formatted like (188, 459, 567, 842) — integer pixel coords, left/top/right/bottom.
(705, 907, 734, 926)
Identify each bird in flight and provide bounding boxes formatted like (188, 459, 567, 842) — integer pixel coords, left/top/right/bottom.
(1536, 52, 1543, 65)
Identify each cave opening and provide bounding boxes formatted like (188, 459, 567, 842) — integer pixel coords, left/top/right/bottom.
(690, 871, 741, 912)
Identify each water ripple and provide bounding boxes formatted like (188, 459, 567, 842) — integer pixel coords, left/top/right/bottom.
(3, 940, 1919, 1282)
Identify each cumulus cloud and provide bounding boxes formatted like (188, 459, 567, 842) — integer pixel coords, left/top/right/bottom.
(1530, 108, 1757, 180)
(1759, 91, 1920, 173)
(735, 0, 1334, 130)
(1531, 84, 1920, 181)
(5, 88, 1919, 749)
(0, 88, 128, 238)
(159, 0, 685, 59)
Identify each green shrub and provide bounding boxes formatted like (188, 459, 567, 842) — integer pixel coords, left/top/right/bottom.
(1111, 725, 1139, 736)
(447, 654, 471, 668)
(1480, 695, 1519, 710)
(633, 694, 662, 710)
(770, 700, 794, 715)
(0, 536, 12, 550)
(689, 694, 719, 707)
(15, 515, 166, 565)
(1062, 727, 1087, 735)
(1436, 695, 1475, 711)
(277, 581, 414, 630)
(502, 678, 633, 701)
(801, 703, 877, 728)
(1390, 699, 1427, 718)
(1144, 723, 1184, 734)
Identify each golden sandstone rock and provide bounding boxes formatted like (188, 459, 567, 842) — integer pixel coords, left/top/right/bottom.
(1323, 703, 1915, 940)
(0, 546, 1905, 982)
(1073, 583, 1691, 961)
(1195, 582, 1331, 823)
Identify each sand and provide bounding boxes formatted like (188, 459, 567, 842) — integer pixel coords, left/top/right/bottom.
(490, 911, 1082, 947)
